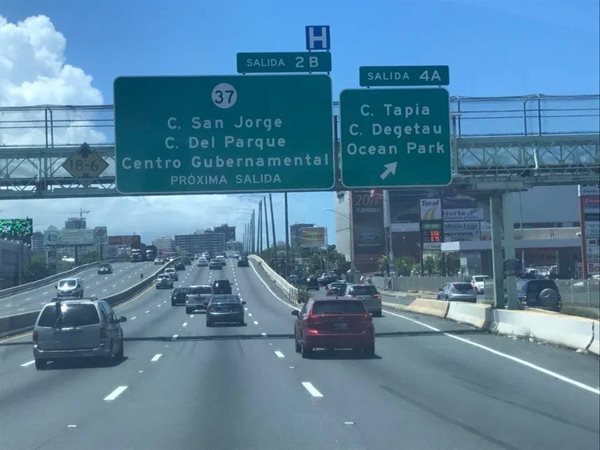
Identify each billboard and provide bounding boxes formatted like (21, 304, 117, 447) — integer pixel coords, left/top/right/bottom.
(299, 227, 326, 248)
(442, 208, 484, 222)
(443, 221, 481, 241)
(108, 235, 141, 247)
(419, 198, 442, 220)
(579, 184, 600, 276)
(0, 218, 33, 244)
(44, 229, 95, 246)
(352, 190, 385, 272)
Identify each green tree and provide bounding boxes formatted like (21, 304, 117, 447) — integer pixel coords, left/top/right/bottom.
(423, 255, 437, 276)
(378, 254, 391, 276)
(394, 256, 415, 276)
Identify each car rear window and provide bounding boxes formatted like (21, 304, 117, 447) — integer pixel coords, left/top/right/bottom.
(210, 295, 240, 304)
(473, 276, 489, 282)
(349, 285, 377, 295)
(528, 280, 557, 290)
(38, 303, 100, 327)
(452, 283, 474, 291)
(312, 301, 366, 315)
(58, 280, 77, 287)
(189, 286, 213, 294)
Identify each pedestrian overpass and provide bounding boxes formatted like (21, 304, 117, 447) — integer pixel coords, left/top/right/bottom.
(0, 94, 597, 199)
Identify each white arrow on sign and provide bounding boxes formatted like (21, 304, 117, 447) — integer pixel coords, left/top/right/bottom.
(380, 162, 398, 180)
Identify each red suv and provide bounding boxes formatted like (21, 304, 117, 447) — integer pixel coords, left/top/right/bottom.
(292, 298, 375, 358)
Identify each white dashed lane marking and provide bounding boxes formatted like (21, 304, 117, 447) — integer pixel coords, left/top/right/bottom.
(151, 353, 162, 362)
(274, 351, 285, 359)
(302, 382, 323, 398)
(253, 321, 259, 325)
(131, 316, 137, 320)
(182, 322, 188, 327)
(104, 386, 128, 401)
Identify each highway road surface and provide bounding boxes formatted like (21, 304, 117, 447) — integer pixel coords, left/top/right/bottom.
(0, 259, 598, 450)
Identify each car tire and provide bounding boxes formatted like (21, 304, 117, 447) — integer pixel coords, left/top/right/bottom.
(35, 359, 46, 370)
(375, 310, 383, 317)
(295, 339, 301, 353)
(117, 340, 124, 359)
(186, 308, 192, 314)
(363, 343, 375, 358)
(206, 320, 213, 327)
(301, 340, 313, 359)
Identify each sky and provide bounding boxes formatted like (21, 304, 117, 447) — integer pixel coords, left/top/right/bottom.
(0, 0, 598, 245)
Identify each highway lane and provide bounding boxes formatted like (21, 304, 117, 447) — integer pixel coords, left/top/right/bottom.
(0, 261, 157, 317)
(0, 258, 598, 449)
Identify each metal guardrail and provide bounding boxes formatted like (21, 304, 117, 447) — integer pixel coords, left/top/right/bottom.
(0, 259, 118, 300)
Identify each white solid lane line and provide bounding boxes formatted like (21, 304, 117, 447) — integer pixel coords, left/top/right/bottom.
(274, 351, 285, 358)
(151, 353, 162, 362)
(20, 360, 35, 367)
(383, 309, 600, 395)
(302, 382, 324, 398)
(182, 322, 188, 327)
(253, 320, 259, 325)
(104, 386, 128, 401)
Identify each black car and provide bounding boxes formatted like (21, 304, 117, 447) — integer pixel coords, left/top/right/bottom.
(326, 281, 347, 296)
(171, 287, 189, 306)
(237, 256, 249, 267)
(97, 264, 113, 275)
(517, 279, 562, 311)
(306, 277, 319, 291)
(206, 295, 246, 327)
(174, 261, 185, 271)
(212, 279, 232, 295)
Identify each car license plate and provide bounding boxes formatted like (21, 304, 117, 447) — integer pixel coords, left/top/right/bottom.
(333, 323, 348, 330)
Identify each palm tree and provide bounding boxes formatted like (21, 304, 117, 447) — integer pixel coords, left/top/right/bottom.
(378, 254, 391, 277)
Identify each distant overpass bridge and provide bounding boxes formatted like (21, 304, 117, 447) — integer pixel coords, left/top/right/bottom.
(0, 94, 598, 199)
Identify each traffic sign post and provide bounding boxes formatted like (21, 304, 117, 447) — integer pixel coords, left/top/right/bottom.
(237, 52, 331, 73)
(114, 75, 334, 194)
(339, 88, 452, 188)
(62, 143, 109, 179)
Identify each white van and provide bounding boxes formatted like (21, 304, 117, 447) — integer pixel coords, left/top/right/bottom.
(56, 277, 84, 298)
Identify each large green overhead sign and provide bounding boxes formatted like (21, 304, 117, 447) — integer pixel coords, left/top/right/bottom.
(114, 75, 334, 194)
(339, 88, 452, 188)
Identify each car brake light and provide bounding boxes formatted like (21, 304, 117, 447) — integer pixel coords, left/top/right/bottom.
(33, 330, 38, 343)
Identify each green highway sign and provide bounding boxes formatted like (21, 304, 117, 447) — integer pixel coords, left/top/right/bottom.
(114, 75, 333, 194)
(339, 88, 451, 188)
(237, 52, 331, 73)
(359, 65, 449, 86)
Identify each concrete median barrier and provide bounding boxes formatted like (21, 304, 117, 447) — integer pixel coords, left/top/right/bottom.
(491, 309, 597, 352)
(248, 255, 299, 304)
(446, 302, 493, 329)
(406, 298, 449, 318)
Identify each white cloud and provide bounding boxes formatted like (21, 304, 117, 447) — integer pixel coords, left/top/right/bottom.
(0, 15, 102, 106)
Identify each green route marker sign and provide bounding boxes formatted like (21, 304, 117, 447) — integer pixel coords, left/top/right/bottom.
(359, 65, 449, 87)
(237, 52, 331, 73)
(339, 88, 451, 188)
(114, 75, 333, 194)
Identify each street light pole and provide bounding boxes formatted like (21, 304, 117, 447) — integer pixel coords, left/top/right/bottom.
(322, 207, 355, 280)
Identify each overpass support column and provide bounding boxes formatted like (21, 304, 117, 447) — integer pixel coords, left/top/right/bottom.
(503, 192, 520, 309)
(490, 194, 505, 309)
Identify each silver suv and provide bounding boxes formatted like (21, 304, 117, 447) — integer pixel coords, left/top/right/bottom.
(33, 299, 126, 370)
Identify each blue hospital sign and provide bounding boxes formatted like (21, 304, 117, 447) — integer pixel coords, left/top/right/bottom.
(306, 25, 330, 50)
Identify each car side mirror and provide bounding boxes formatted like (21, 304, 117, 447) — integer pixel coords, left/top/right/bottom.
(291, 310, 299, 316)
(118, 316, 127, 323)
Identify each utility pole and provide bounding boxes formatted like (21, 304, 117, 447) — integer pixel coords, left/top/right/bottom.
(285, 192, 290, 278)
(269, 194, 276, 249)
(257, 200, 263, 254)
(264, 196, 270, 251)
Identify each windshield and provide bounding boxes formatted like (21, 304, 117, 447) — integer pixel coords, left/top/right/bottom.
(1, 3, 599, 449)
(38, 303, 99, 327)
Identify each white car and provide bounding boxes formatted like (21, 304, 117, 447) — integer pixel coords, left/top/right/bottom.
(197, 257, 209, 267)
(164, 268, 178, 281)
(470, 275, 490, 294)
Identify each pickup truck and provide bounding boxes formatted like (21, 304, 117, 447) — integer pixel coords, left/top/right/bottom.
(185, 285, 214, 314)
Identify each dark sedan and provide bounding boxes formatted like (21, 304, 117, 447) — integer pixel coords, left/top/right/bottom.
(171, 287, 189, 306)
(206, 295, 246, 326)
(185, 285, 214, 314)
(97, 264, 113, 275)
(326, 281, 347, 296)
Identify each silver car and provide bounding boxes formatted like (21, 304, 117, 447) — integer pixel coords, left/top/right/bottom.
(437, 282, 477, 302)
(343, 284, 383, 317)
(33, 299, 126, 370)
